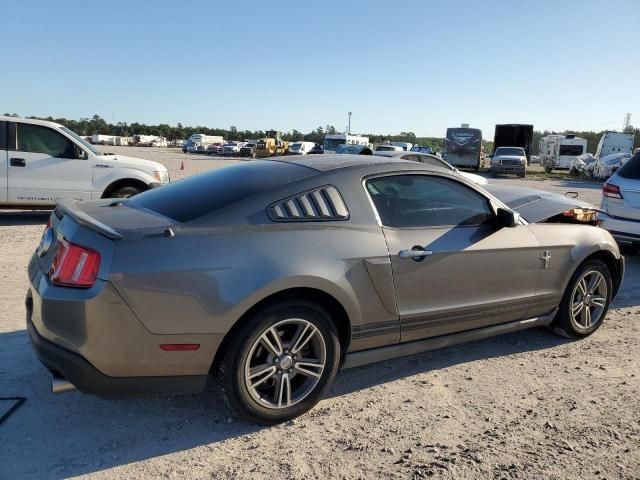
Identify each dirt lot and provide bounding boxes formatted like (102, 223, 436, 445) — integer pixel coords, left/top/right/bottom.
(1, 147, 638, 479)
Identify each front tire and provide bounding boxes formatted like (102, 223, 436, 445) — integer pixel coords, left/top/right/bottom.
(553, 259, 612, 338)
(111, 185, 142, 198)
(218, 301, 340, 425)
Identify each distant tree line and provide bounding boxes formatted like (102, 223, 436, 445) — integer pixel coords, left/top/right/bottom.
(3, 113, 638, 152)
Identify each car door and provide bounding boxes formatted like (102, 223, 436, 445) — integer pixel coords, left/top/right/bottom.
(8, 122, 92, 204)
(0, 121, 7, 203)
(365, 173, 541, 342)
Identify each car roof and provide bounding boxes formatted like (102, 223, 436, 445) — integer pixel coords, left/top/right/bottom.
(0, 115, 64, 129)
(275, 154, 437, 173)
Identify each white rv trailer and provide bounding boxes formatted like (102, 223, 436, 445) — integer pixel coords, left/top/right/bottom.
(91, 134, 114, 145)
(540, 134, 588, 171)
(595, 132, 635, 159)
(323, 133, 369, 153)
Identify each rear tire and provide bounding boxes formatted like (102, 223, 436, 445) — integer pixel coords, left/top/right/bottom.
(218, 301, 340, 425)
(552, 259, 612, 338)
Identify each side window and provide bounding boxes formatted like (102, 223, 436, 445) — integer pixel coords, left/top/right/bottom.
(366, 175, 493, 228)
(0, 121, 6, 150)
(17, 124, 76, 159)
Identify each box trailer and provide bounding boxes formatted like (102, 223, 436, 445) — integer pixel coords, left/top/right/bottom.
(493, 124, 534, 163)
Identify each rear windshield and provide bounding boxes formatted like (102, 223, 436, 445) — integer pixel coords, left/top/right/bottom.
(616, 153, 640, 180)
(129, 161, 316, 222)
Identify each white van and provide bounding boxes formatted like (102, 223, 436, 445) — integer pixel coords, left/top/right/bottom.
(287, 141, 316, 155)
(0, 116, 170, 207)
(595, 132, 635, 158)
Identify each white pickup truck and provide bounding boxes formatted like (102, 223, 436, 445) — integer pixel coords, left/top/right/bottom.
(0, 116, 170, 207)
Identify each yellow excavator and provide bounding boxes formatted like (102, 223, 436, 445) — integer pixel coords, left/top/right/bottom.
(255, 130, 289, 158)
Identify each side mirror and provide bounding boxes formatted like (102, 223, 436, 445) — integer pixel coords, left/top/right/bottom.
(74, 145, 88, 160)
(496, 208, 520, 228)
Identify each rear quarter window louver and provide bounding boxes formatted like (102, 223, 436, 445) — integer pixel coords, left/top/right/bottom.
(268, 186, 349, 222)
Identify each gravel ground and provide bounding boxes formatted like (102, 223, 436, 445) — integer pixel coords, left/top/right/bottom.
(1, 147, 638, 479)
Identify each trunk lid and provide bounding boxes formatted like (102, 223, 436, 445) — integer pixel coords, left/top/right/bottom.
(32, 199, 177, 282)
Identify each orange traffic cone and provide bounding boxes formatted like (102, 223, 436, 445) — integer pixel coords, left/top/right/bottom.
(180, 160, 185, 171)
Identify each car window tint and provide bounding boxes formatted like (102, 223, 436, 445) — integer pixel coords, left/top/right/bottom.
(616, 154, 640, 180)
(367, 175, 493, 228)
(129, 160, 317, 222)
(17, 123, 75, 158)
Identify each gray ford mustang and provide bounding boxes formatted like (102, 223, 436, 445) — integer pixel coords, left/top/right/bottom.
(27, 155, 624, 424)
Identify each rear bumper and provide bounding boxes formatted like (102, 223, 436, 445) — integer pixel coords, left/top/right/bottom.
(26, 291, 208, 396)
(597, 213, 640, 245)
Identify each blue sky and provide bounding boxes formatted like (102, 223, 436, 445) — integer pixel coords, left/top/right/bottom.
(2, 0, 638, 138)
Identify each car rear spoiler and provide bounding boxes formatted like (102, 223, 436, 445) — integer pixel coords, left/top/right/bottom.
(54, 199, 124, 240)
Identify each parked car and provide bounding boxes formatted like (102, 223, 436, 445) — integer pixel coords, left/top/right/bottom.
(375, 144, 404, 152)
(374, 150, 488, 185)
(598, 150, 640, 249)
(239, 142, 257, 159)
(410, 145, 434, 154)
(0, 116, 169, 207)
(221, 142, 245, 156)
(308, 144, 324, 155)
(287, 141, 316, 155)
(491, 146, 527, 178)
(336, 144, 373, 155)
(206, 143, 223, 155)
(27, 155, 623, 425)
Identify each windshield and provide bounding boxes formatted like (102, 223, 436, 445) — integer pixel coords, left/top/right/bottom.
(324, 138, 345, 151)
(495, 147, 525, 156)
(290, 143, 302, 149)
(60, 127, 101, 155)
(376, 145, 396, 151)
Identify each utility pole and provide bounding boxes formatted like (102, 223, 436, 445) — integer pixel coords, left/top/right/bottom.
(347, 112, 352, 134)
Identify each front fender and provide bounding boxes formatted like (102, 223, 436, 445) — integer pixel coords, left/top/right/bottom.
(92, 168, 158, 197)
(562, 227, 622, 293)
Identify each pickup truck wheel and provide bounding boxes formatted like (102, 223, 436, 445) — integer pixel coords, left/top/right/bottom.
(218, 301, 340, 425)
(111, 185, 142, 198)
(553, 259, 612, 338)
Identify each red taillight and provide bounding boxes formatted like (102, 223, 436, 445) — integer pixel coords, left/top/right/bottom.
(49, 238, 100, 288)
(603, 182, 622, 199)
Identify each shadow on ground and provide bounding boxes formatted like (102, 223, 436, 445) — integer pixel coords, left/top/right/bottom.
(0, 211, 51, 226)
(1, 324, 571, 479)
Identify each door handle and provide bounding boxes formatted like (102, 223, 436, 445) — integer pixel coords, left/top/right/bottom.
(10, 158, 26, 167)
(399, 248, 433, 260)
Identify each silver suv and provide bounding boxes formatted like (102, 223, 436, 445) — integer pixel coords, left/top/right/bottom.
(598, 150, 640, 248)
